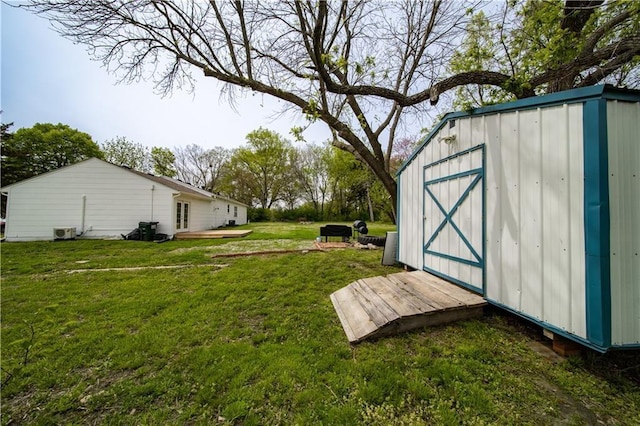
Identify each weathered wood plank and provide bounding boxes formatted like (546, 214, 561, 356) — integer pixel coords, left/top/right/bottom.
(331, 271, 488, 344)
(388, 272, 463, 311)
(386, 274, 444, 312)
(363, 276, 425, 317)
(410, 271, 486, 306)
(351, 280, 400, 326)
(329, 291, 357, 342)
(373, 306, 485, 340)
(175, 230, 252, 239)
(330, 286, 378, 342)
(392, 272, 466, 309)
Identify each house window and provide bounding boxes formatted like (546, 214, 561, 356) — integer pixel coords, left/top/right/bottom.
(183, 203, 189, 228)
(227, 204, 230, 213)
(234, 206, 238, 218)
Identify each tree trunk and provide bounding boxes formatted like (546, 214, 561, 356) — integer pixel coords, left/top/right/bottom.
(366, 185, 375, 222)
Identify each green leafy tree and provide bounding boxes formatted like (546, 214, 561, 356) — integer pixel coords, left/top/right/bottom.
(218, 159, 256, 207)
(450, 11, 515, 110)
(279, 163, 302, 211)
(101, 136, 149, 171)
(223, 128, 294, 209)
(22, 1, 640, 222)
(1, 122, 12, 141)
(325, 147, 381, 221)
(451, 1, 640, 109)
(1, 121, 15, 218)
(1, 122, 16, 186)
(150, 147, 176, 177)
(1, 122, 102, 185)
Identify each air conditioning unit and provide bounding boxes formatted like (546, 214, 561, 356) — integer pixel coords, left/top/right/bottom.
(53, 227, 76, 240)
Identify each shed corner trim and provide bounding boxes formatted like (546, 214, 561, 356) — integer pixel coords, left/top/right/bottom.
(582, 98, 612, 349)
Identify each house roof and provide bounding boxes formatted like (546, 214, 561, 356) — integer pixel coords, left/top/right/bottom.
(125, 168, 213, 200)
(126, 169, 250, 207)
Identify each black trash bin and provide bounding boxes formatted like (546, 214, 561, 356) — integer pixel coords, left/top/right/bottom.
(138, 221, 159, 241)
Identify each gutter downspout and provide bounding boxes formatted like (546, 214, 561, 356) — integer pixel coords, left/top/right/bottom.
(80, 194, 87, 235)
(150, 185, 155, 221)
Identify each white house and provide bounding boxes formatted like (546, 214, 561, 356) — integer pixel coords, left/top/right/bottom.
(396, 85, 639, 352)
(1, 158, 248, 241)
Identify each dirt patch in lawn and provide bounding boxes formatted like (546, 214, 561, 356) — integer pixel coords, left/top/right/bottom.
(170, 239, 316, 255)
(66, 264, 227, 274)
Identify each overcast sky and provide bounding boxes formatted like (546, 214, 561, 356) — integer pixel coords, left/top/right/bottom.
(1, 3, 332, 150)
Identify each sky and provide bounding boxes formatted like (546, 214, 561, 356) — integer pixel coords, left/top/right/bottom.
(1, 3, 331, 150)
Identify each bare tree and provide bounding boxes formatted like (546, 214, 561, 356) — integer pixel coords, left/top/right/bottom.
(23, 0, 640, 221)
(173, 144, 230, 191)
(291, 143, 331, 218)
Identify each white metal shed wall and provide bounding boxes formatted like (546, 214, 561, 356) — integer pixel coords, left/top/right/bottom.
(398, 86, 640, 350)
(484, 104, 587, 338)
(398, 104, 588, 338)
(398, 150, 424, 270)
(607, 100, 640, 345)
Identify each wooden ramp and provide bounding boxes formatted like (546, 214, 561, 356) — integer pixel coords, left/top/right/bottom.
(175, 229, 252, 240)
(330, 270, 487, 344)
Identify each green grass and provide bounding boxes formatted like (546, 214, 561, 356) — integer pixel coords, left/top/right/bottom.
(2, 222, 639, 424)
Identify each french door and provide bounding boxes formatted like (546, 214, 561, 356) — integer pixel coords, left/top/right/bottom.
(176, 201, 190, 232)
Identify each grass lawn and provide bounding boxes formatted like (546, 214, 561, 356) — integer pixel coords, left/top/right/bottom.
(1, 222, 639, 424)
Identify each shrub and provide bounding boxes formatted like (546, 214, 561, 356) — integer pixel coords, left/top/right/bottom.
(248, 207, 270, 222)
(272, 205, 321, 222)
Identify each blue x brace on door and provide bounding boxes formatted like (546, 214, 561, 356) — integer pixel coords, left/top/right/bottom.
(423, 144, 485, 294)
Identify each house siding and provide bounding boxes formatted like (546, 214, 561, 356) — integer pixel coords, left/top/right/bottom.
(4, 159, 175, 240)
(3, 158, 255, 241)
(212, 199, 248, 228)
(3, 158, 250, 241)
(175, 195, 214, 232)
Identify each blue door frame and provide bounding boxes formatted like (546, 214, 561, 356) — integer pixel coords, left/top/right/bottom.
(423, 144, 485, 294)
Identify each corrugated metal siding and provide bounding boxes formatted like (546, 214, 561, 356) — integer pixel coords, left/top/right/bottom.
(484, 104, 586, 338)
(399, 103, 588, 338)
(607, 100, 640, 345)
(399, 116, 486, 289)
(398, 153, 423, 269)
(399, 117, 480, 270)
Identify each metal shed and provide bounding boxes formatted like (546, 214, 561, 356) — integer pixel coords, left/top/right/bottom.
(396, 85, 639, 352)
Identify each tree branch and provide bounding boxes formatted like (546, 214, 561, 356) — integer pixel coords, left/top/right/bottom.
(531, 35, 640, 88)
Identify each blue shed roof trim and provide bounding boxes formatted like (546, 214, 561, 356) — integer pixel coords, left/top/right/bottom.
(397, 85, 640, 177)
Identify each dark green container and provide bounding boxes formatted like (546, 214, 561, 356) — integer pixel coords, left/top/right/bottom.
(138, 221, 159, 241)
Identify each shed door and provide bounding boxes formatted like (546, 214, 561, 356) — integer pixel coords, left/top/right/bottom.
(423, 145, 484, 294)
